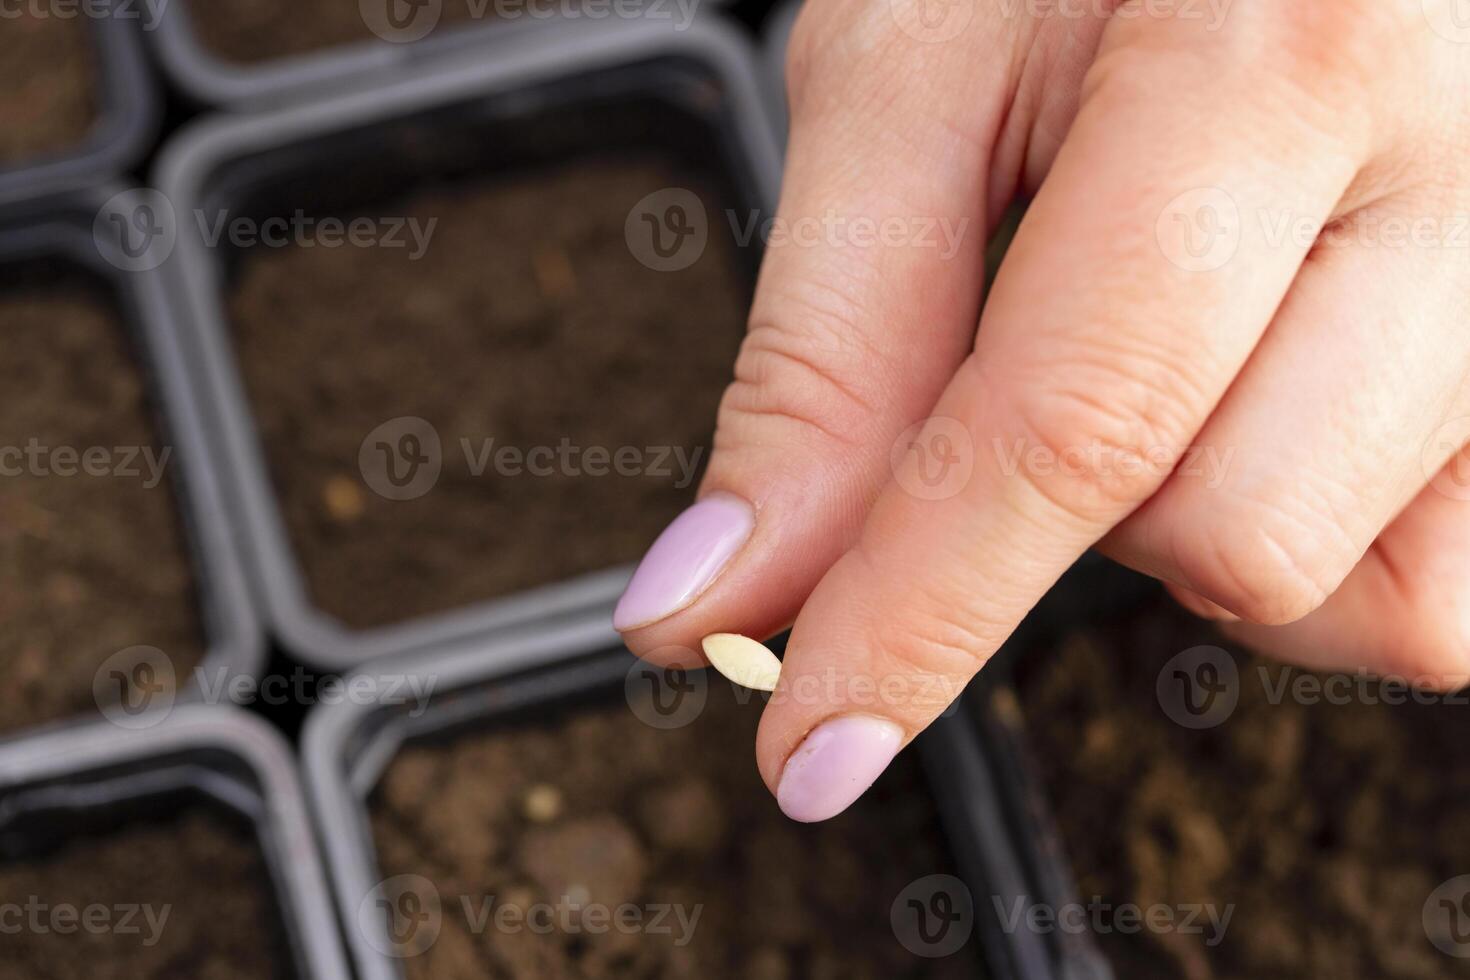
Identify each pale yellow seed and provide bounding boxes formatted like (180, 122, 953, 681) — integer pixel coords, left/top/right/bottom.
(701, 633, 782, 692)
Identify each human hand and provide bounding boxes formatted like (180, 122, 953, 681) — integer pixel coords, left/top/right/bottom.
(617, 0, 1470, 821)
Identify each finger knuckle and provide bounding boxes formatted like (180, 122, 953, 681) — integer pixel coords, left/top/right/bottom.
(1195, 514, 1344, 625)
(718, 301, 881, 453)
(1003, 351, 1205, 523)
(1085, 2, 1394, 149)
(1261, 0, 1414, 83)
(857, 550, 1001, 711)
(866, 612, 987, 713)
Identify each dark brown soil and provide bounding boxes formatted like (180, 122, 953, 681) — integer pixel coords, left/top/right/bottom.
(229, 159, 748, 630)
(370, 683, 982, 978)
(0, 269, 205, 736)
(185, 0, 483, 63)
(1015, 593, 1470, 980)
(0, 809, 285, 979)
(0, 11, 97, 163)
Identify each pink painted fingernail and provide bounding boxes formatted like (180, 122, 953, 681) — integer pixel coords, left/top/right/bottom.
(613, 492, 754, 631)
(776, 715, 905, 823)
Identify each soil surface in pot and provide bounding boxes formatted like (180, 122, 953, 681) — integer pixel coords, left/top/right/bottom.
(370, 682, 981, 978)
(1015, 591, 1470, 980)
(0, 267, 204, 735)
(0, 11, 97, 163)
(185, 0, 483, 63)
(0, 808, 285, 978)
(230, 158, 748, 630)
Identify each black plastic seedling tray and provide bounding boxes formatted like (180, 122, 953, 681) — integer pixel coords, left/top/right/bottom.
(145, 0, 520, 108)
(155, 16, 782, 672)
(964, 556, 1165, 980)
(144, 0, 724, 108)
(303, 611, 1001, 980)
(0, 186, 263, 736)
(0, 705, 351, 978)
(0, 0, 158, 206)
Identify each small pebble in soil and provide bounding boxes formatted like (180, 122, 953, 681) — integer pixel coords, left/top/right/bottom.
(522, 783, 563, 824)
(701, 633, 782, 692)
(322, 474, 366, 522)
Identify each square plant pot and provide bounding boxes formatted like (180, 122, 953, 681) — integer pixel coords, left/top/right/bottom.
(0, 186, 262, 739)
(145, 0, 719, 108)
(155, 17, 782, 671)
(0, 0, 158, 206)
(0, 705, 350, 977)
(968, 555, 1470, 979)
(303, 612, 997, 979)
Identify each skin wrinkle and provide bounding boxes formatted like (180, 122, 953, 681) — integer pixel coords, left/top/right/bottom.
(1195, 519, 1324, 624)
(736, 329, 880, 423)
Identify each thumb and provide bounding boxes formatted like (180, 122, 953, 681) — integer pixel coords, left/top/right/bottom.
(615, 7, 1004, 663)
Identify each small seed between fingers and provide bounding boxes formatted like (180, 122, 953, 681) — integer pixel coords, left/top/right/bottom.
(701, 633, 782, 692)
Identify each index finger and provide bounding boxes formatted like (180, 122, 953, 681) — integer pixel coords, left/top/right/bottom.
(758, 13, 1374, 821)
